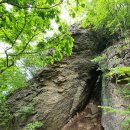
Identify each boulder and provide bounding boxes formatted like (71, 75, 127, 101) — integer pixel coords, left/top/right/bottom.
(2, 28, 100, 130)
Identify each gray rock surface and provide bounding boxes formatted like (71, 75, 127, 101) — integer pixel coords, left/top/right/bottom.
(101, 42, 130, 130)
(2, 28, 100, 130)
(3, 25, 130, 130)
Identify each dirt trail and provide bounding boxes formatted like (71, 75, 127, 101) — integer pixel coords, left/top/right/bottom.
(62, 100, 104, 130)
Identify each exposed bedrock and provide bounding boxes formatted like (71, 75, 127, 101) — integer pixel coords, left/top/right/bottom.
(101, 42, 130, 130)
(0, 27, 104, 130)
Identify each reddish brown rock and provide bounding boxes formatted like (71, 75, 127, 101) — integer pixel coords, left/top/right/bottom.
(62, 100, 103, 130)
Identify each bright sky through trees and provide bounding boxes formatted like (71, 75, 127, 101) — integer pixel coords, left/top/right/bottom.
(0, 2, 78, 58)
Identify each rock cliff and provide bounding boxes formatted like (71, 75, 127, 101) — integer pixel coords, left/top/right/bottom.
(101, 42, 130, 130)
(2, 27, 102, 130)
(1, 26, 130, 130)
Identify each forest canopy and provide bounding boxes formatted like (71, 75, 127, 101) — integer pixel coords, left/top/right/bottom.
(0, 0, 130, 102)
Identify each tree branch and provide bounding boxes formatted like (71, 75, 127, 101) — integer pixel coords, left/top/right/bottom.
(9, 31, 39, 57)
(5, 12, 27, 52)
(4, 49, 14, 67)
(3, 12, 27, 68)
(0, 32, 70, 74)
(2, 29, 13, 43)
(0, 32, 39, 74)
(0, 0, 64, 10)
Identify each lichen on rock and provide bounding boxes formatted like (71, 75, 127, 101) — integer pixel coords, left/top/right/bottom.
(101, 41, 130, 130)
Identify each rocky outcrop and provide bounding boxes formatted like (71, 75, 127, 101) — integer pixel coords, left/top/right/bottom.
(1, 25, 130, 130)
(2, 28, 102, 130)
(101, 42, 130, 130)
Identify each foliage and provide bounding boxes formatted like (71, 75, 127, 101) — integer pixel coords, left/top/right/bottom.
(121, 118, 130, 130)
(107, 66, 130, 84)
(24, 121, 43, 130)
(91, 54, 107, 63)
(0, 0, 76, 103)
(64, 0, 89, 18)
(0, 66, 26, 103)
(105, 66, 130, 128)
(82, 0, 130, 39)
(91, 54, 108, 72)
(0, 0, 130, 128)
(106, 67, 130, 99)
(80, 0, 130, 128)
(0, 1, 77, 128)
(107, 67, 130, 77)
(0, 101, 13, 129)
(15, 105, 36, 117)
(99, 106, 130, 115)
(0, 0, 130, 101)
(99, 105, 130, 129)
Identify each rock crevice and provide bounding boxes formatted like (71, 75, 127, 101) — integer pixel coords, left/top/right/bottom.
(1, 27, 104, 130)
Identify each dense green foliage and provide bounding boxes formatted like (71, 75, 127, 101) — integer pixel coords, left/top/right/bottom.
(82, 0, 130, 39)
(24, 121, 43, 130)
(0, 0, 75, 102)
(0, 0, 130, 129)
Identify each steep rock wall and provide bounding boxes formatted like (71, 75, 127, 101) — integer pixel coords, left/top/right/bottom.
(1, 26, 129, 130)
(101, 42, 130, 130)
(2, 28, 101, 130)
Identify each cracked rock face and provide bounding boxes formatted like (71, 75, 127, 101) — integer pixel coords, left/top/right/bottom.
(101, 42, 130, 130)
(1, 28, 100, 130)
